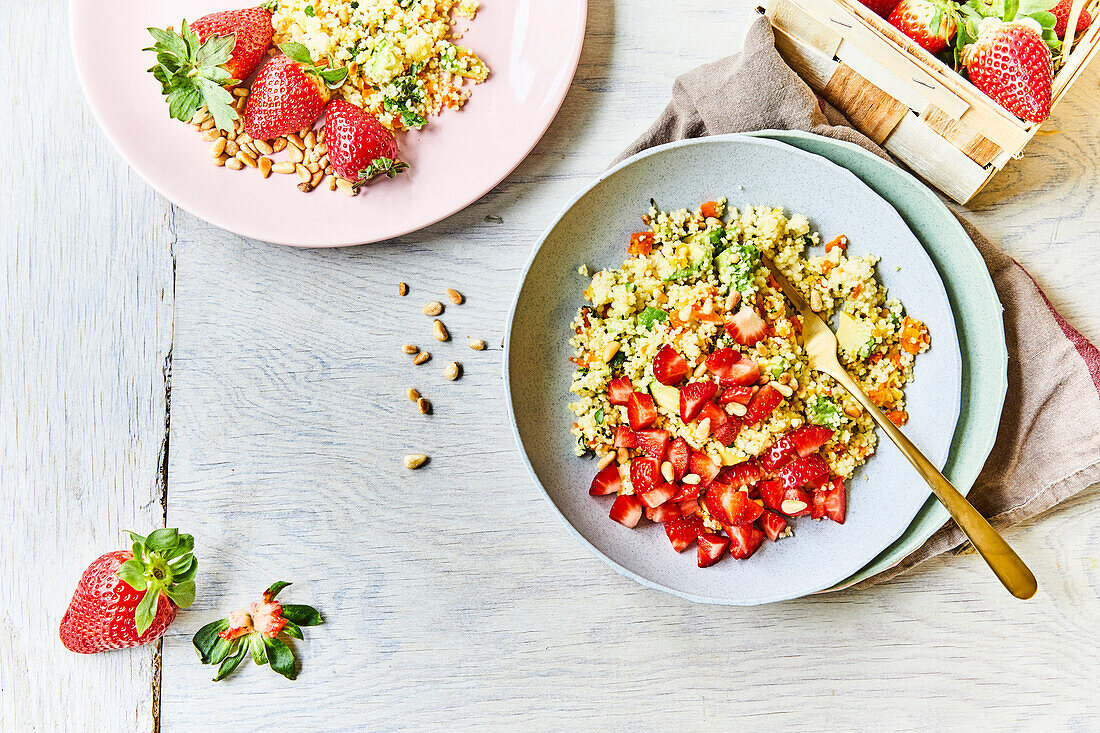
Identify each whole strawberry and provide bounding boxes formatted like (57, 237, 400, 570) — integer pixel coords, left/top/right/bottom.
(60, 529, 197, 654)
(146, 9, 273, 131)
(1052, 0, 1093, 38)
(963, 18, 1053, 123)
(858, 0, 901, 17)
(889, 0, 958, 53)
(325, 99, 408, 186)
(244, 43, 348, 140)
(190, 7, 274, 81)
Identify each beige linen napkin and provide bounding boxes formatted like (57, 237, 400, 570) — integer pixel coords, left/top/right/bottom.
(617, 14, 1100, 586)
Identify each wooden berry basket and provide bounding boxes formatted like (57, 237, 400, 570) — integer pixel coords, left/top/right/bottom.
(765, 0, 1100, 203)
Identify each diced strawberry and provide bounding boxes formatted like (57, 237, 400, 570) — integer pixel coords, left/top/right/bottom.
(726, 524, 766, 559)
(667, 437, 690, 480)
(712, 420, 741, 446)
(672, 484, 700, 502)
(762, 426, 834, 471)
(718, 384, 754, 404)
(779, 487, 812, 517)
(678, 497, 700, 516)
(806, 473, 829, 491)
(664, 516, 705, 552)
(696, 533, 730, 567)
(721, 460, 762, 487)
(789, 425, 835, 457)
(722, 359, 760, 387)
(679, 381, 718, 422)
(627, 391, 658, 430)
(758, 510, 788, 541)
(652, 344, 689, 386)
(823, 477, 847, 524)
(609, 494, 643, 528)
(698, 402, 729, 429)
(607, 377, 633, 405)
(629, 457, 661, 491)
(704, 483, 764, 526)
(638, 483, 677, 509)
(705, 347, 740, 377)
(688, 452, 721, 485)
(589, 464, 623, 496)
(811, 489, 826, 520)
(758, 479, 785, 512)
(743, 384, 783, 426)
(725, 306, 768, 346)
(634, 429, 670, 461)
(646, 503, 682, 523)
(777, 454, 829, 492)
(613, 426, 636, 449)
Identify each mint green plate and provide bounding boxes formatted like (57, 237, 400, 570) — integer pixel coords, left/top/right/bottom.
(747, 130, 1008, 589)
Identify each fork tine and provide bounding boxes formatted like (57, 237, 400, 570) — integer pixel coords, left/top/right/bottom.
(761, 256, 814, 317)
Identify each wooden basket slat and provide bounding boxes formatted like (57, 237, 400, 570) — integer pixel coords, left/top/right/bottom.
(824, 63, 909, 144)
(919, 106, 1002, 167)
(881, 114, 996, 202)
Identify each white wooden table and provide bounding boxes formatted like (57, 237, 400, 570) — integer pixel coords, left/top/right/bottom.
(4, 1, 1099, 730)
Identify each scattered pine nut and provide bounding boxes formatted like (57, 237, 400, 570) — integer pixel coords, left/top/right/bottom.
(254, 139, 273, 155)
(225, 157, 244, 171)
(417, 397, 431, 415)
(210, 137, 227, 157)
(469, 339, 486, 351)
(403, 344, 419, 354)
(201, 128, 221, 142)
(597, 452, 616, 470)
(682, 473, 701, 485)
(272, 137, 287, 153)
(616, 448, 629, 464)
(726, 402, 748, 417)
(272, 161, 295, 174)
(445, 362, 462, 381)
(406, 388, 421, 402)
(693, 363, 707, 377)
(446, 288, 464, 305)
(661, 461, 674, 483)
(295, 164, 310, 182)
(200, 118, 216, 131)
(213, 154, 228, 167)
(398, 282, 409, 296)
(259, 156, 272, 178)
(694, 418, 712, 442)
(336, 178, 357, 196)
(297, 181, 314, 193)
(232, 87, 249, 98)
(773, 382, 793, 398)
(404, 454, 428, 470)
(237, 150, 257, 168)
(601, 341, 620, 363)
(287, 133, 305, 150)
(413, 351, 430, 365)
(433, 320, 449, 342)
(225, 139, 239, 156)
(423, 301, 444, 316)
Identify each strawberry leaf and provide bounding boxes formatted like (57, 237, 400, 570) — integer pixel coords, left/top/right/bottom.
(163, 579, 196, 608)
(196, 77, 238, 132)
(116, 560, 149, 592)
(248, 634, 268, 665)
(317, 66, 349, 88)
(281, 620, 304, 640)
(145, 23, 241, 131)
(1015, 0, 1057, 14)
(193, 618, 231, 663)
(265, 581, 292, 599)
(263, 637, 297, 680)
(134, 585, 161, 635)
(281, 603, 324, 626)
(214, 644, 248, 681)
(279, 41, 314, 65)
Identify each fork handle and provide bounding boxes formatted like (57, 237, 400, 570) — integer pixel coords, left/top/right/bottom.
(827, 368, 1037, 599)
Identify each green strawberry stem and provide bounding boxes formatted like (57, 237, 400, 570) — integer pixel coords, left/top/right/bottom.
(278, 42, 349, 89)
(117, 528, 197, 634)
(354, 157, 410, 189)
(145, 20, 241, 131)
(193, 581, 323, 682)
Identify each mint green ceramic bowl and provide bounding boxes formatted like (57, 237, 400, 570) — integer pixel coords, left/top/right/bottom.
(745, 131, 1008, 588)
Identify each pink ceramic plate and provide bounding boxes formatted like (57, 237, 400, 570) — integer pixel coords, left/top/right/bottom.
(70, 0, 587, 247)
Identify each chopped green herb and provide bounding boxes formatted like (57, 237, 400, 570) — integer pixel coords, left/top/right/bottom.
(806, 395, 844, 429)
(594, 408, 604, 425)
(637, 307, 669, 331)
(304, 4, 315, 16)
(717, 243, 760, 295)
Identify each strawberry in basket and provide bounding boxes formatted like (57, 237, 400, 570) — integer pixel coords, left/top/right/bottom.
(888, 0, 959, 53)
(961, 18, 1053, 123)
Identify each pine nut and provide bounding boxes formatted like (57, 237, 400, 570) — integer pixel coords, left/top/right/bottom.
(597, 451, 616, 471)
(237, 150, 257, 167)
(327, 176, 337, 191)
(693, 363, 707, 377)
(225, 157, 244, 170)
(232, 87, 249, 98)
(678, 306, 692, 322)
(601, 341, 620, 363)
(779, 372, 792, 384)
(445, 362, 462, 381)
(259, 156, 272, 178)
(417, 397, 431, 415)
(403, 344, 419, 354)
(272, 137, 287, 153)
(423, 301, 444, 316)
(191, 108, 210, 125)
(404, 454, 428, 470)
(844, 404, 862, 418)
(201, 128, 221, 141)
(297, 181, 314, 193)
(200, 118, 216, 131)
(304, 130, 316, 148)
(210, 137, 227, 157)
(695, 418, 711, 442)
(789, 378, 799, 391)
(617, 448, 629, 464)
(773, 382, 793, 397)
(296, 164, 310, 182)
(782, 499, 808, 515)
(336, 178, 357, 196)
(660, 461, 674, 483)
(726, 402, 748, 417)
(433, 320, 449, 342)
(701, 298, 714, 315)
(469, 339, 486, 351)
(406, 388, 420, 402)
(682, 473, 701, 485)
(254, 139, 273, 155)
(310, 170, 324, 186)
(271, 161, 295, 174)
(413, 351, 430, 365)
(398, 282, 409, 296)
(213, 154, 228, 167)
(446, 288, 464, 305)
(225, 140, 239, 156)
(287, 133, 304, 149)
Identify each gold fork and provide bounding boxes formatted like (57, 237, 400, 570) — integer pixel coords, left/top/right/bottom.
(761, 257, 1037, 599)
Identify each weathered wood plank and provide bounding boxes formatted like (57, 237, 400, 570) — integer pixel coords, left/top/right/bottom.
(158, 2, 1100, 730)
(0, 0, 174, 730)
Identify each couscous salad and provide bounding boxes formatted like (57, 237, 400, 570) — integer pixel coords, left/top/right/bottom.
(570, 199, 930, 567)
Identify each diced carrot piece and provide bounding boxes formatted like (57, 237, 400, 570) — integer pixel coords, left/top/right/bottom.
(824, 235, 848, 252)
(629, 232, 654, 255)
(700, 201, 722, 219)
(885, 410, 908, 426)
